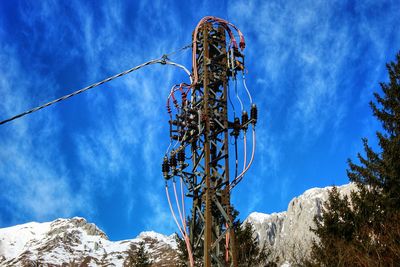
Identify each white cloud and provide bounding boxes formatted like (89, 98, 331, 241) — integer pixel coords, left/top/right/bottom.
(3, 0, 397, 237)
(144, 190, 176, 234)
(229, 1, 349, 137)
(229, 0, 400, 142)
(0, 45, 85, 223)
(60, 0, 193, 232)
(225, 0, 400, 214)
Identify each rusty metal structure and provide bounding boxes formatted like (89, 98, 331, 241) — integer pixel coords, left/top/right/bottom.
(163, 17, 257, 267)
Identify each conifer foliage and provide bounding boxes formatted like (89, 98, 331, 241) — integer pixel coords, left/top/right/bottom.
(175, 209, 272, 266)
(124, 241, 152, 267)
(236, 222, 270, 266)
(310, 52, 400, 266)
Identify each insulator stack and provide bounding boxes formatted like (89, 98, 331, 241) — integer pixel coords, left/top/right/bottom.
(251, 104, 258, 125)
(173, 99, 179, 108)
(169, 152, 177, 170)
(162, 157, 170, 179)
(178, 149, 185, 166)
(231, 117, 241, 137)
(182, 92, 187, 103)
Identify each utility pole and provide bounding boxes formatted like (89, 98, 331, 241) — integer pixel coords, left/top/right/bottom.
(163, 17, 255, 267)
(193, 22, 239, 267)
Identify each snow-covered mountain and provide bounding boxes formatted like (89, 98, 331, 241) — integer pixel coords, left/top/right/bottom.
(0, 217, 177, 266)
(0, 183, 356, 266)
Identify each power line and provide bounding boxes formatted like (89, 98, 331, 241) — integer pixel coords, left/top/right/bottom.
(0, 44, 192, 126)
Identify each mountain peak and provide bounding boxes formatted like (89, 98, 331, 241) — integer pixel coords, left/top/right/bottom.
(0, 217, 177, 266)
(48, 217, 108, 240)
(0, 183, 356, 266)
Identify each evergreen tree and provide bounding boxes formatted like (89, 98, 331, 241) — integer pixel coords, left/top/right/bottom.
(124, 241, 152, 267)
(175, 208, 274, 266)
(310, 52, 400, 266)
(309, 187, 358, 266)
(236, 221, 270, 266)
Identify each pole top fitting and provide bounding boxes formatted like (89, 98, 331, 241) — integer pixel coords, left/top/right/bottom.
(161, 55, 168, 64)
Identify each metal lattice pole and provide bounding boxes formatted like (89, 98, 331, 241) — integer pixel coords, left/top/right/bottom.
(164, 18, 252, 267)
(192, 23, 238, 267)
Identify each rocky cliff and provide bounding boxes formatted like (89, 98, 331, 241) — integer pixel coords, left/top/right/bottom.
(0, 217, 177, 266)
(0, 183, 356, 266)
(246, 183, 356, 265)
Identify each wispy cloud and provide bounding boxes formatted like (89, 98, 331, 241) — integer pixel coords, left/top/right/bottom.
(228, 0, 400, 214)
(1, 0, 399, 240)
(143, 190, 176, 233)
(64, 0, 190, 234)
(0, 44, 84, 224)
(229, 1, 353, 140)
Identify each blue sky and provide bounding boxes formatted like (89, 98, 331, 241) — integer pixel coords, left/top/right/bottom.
(0, 0, 399, 241)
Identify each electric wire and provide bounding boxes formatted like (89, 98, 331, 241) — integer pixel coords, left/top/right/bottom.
(242, 72, 253, 104)
(164, 42, 194, 59)
(230, 48, 235, 74)
(230, 127, 256, 189)
(173, 180, 185, 231)
(234, 137, 238, 179)
(0, 59, 158, 125)
(165, 142, 173, 156)
(165, 62, 192, 83)
(228, 85, 236, 117)
(243, 131, 248, 174)
(234, 76, 244, 111)
(180, 177, 193, 266)
(165, 184, 194, 267)
(173, 179, 194, 267)
(165, 185, 184, 235)
(239, 128, 256, 183)
(225, 224, 230, 263)
(191, 16, 245, 86)
(0, 45, 192, 126)
(180, 176, 187, 233)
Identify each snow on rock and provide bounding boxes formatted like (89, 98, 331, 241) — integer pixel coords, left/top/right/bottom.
(138, 231, 178, 250)
(245, 183, 357, 265)
(0, 183, 357, 266)
(245, 212, 285, 247)
(0, 217, 177, 266)
(0, 221, 51, 259)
